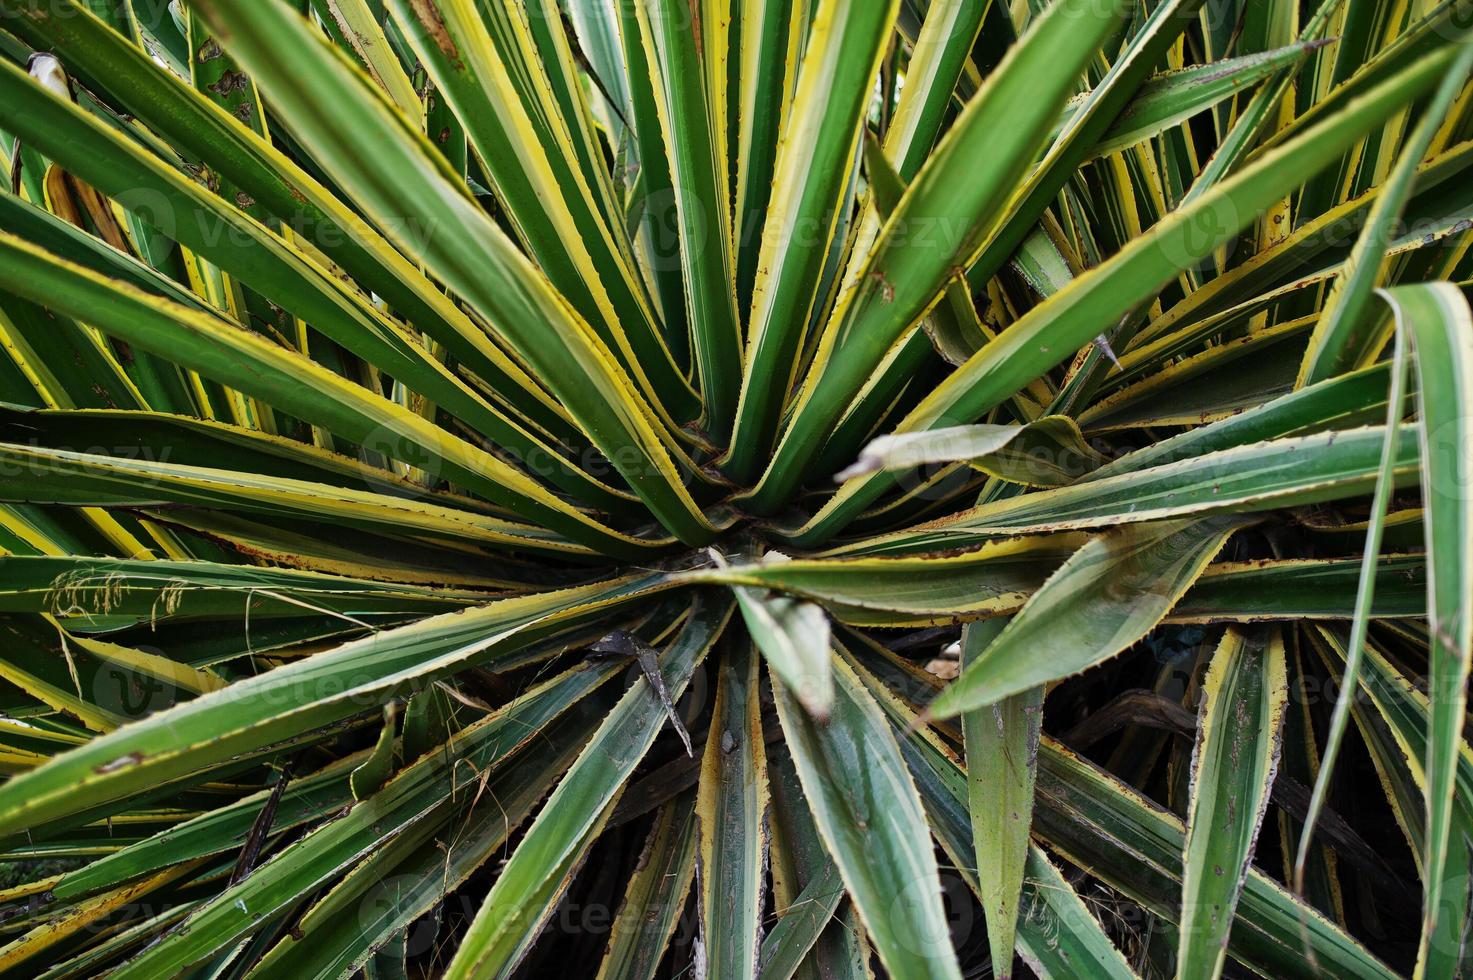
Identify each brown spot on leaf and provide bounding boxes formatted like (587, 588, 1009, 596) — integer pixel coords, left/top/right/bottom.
(208, 69, 250, 97)
(409, 0, 462, 68)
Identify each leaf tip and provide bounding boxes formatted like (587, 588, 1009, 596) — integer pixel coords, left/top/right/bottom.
(834, 457, 879, 483)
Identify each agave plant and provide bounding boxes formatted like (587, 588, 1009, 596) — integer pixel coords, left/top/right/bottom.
(0, 0, 1471, 976)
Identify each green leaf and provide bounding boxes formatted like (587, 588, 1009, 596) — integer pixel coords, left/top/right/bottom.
(847, 640, 1389, 978)
(1078, 316, 1312, 431)
(1169, 554, 1428, 623)
(442, 599, 728, 979)
(1291, 315, 1410, 929)
(926, 517, 1245, 718)
(725, 0, 898, 479)
(0, 572, 672, 836)
(613, 0, 691, 368)
(0, 289, 146, 413)
(1306, 624, 1473, 979)
(839, 415, 1105, 487)
(1035, 738, 1398, 979)
(793, 42, 1462, 545)
(0, 231, 655, 557)
(349, 704, 398, 800)
(109, 667, 611, 978)
(252, 716, 600, 978)
(730, 567, 834, 719)
(744, 0, 1129, 513)
(1067, 42, 1327, 161)
(693, 638, 769, 979)
(961, 0, 1203, 306)
(690, 535, 1078, 625)
(314, 0, 420, 115)
(0, 170, 626, 502)
(774, 654, 963, 980)
(0, 1, 1466, 974)
(1016, 846, 1140, 980)
(631, 0, 743, 438)
(401, 684, 456, 763)
(1298, 43, 1473, 385)
(1379, 282, 1473, 964)
(1177, 627, 1289, 980)
(756, 860, 847, 980)
(1087, 362, 1397, 481)
(833, 426, 1417, 555)
(0, 441, 596, 559)
(767, 738, 872, 979)
(1126, 140, 1473, 356)
(49, 751, 361, 902)
(1, 0, 577, 441)
(191, 0, 721, 545)
(385, 0, 698, 424)
(840, 643, 1145, 980)
(595, 798, 699, 980)
(0, 555, 483, 623)
(962, 619, 1042, 979)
